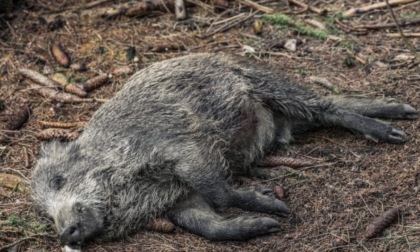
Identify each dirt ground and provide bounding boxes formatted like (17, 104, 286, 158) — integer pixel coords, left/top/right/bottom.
(0, 0, 419, 251)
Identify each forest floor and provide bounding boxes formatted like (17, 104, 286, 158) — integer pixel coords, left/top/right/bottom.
(0, 0, 419, 251)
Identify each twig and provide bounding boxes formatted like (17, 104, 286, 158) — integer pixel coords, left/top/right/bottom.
(288, 0, 324, 14)
(354, 18, 420, 30)
(22, 146, 30, 168)
(385, 0, 420, 63)
(85, 0, 112, 9)
(201, 12, 256, 38)
(386, 32, 420, 37)
(0, 234, 56, 251)
(237, 0, 273, 13)
(343, 0, 417, 17)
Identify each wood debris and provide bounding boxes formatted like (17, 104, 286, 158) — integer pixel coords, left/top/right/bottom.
(288, 0, 325, 15)
(213, 0, 229, 9)
(237, 0, 273, 14)
(343, 0, 417, 17)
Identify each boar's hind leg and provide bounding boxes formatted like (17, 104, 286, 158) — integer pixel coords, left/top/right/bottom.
(320, 109, 408, 143)
(330, 96, 418, 119)
(175, 155, 289, 216)
(169, 194, 282, 240)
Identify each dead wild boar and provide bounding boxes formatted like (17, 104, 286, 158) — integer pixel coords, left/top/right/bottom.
(31, 53, 418, 250)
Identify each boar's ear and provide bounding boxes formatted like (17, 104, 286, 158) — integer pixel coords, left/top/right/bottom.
(39, 141, 68, 158)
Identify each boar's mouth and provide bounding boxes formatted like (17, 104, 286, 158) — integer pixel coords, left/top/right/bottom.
(58, 203, 104, 249)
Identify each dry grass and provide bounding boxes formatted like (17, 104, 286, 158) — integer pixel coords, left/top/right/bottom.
(0, 0, 419, 251)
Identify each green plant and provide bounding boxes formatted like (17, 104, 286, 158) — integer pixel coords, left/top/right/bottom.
(263, 14, 329, 40)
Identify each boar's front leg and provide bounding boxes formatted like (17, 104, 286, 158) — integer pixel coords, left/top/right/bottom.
(168, 193, 282, 240)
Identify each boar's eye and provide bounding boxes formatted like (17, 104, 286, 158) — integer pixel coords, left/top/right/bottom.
(50, 175, 66, 190)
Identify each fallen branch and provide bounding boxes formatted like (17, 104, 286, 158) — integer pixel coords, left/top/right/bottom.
(202, 12, 256, 38)
(386, 32, 420, 37)
(343, 0, 417, 17)
(288, 0, 325, 15)
(354, 18, 420, 30)
(237, 0, 273, 13)
(85, 0, 112, 9)
(385, 0, 420, 63)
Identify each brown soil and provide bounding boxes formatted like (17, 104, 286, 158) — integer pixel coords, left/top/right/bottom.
(0, 0, 419, 251)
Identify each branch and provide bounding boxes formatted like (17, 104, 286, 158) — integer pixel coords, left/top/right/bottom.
(385, 0, 420, 62)
(237, 0, 273, 13)
(343, 0, 417, 17)
(288, 0, 325, 15)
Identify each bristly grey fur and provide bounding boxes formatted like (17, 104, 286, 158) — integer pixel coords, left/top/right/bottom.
(31, 53, 417, 247)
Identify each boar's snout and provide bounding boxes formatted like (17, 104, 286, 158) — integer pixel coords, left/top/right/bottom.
(60, 222, 83, 248)
(57, 202, 103, 249)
